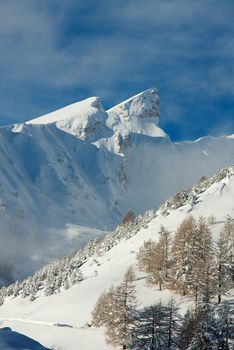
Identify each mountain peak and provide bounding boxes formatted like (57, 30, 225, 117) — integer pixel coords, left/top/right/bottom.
(25, 88, 164, 151)
(26, 96, 110, 141)
(107, 87, 160, 121)
(103, 87, 166, 152)
(27, 96, 105, 126)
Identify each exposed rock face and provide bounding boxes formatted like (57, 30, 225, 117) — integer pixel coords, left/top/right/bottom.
(107, 87, 160, 121)
(102, 88, 166, 154)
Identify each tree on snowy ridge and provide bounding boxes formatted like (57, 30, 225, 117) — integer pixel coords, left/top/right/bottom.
(122, 209, 135, 225)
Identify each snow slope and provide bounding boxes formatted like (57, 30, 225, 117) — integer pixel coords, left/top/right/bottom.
(27, 96, 111, 142)
(0, 87, 234, 281)
(0, 166, 233, 349)
(0, 123, 122, 280)
(0, 327, 51, 350)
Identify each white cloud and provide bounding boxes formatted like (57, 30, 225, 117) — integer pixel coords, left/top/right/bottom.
(0, 0, 233, 139)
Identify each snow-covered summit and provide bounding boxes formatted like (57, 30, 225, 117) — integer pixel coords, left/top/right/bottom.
(106, 88, 165, 139)
(26, 88, 164, 146)
(0, 87, 234, 283)
(25, 88, 166, 155)
(95, 88, 167, 153)
(27, 97, 110, 142)
(107, 87, 160, 120)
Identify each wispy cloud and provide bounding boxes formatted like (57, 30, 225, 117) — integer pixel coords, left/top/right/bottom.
(0, 0, 233, 140)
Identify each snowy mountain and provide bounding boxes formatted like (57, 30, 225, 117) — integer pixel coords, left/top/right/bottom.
(0, 87, 234, 281)
(0, 165, 233, 350)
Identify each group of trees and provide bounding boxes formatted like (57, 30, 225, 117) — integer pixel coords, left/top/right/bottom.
(91, 215, 233, 349)
(137, 216, 233, 308)
(92, 266, 233, 349)
(0, 209, 156, 304)
(132, 301, 233, 350)
(178, 302, 233, 350)
(0, 256, 84, 303)
(160, 166, 234, 215)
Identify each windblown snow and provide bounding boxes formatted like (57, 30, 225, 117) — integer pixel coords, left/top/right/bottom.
(0, 87, 233, 282)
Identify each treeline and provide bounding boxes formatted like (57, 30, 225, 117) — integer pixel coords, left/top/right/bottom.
(0, 209, 156, 304)
(160, 165, 234, 215)
(92, 216, 234, 349)
(0, 257, 84, 304)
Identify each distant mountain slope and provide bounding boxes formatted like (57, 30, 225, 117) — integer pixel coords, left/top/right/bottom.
(0, 165, 233, 350)
(0, 87, 234, 280)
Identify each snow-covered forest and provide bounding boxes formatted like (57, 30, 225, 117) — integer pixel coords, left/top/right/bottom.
(0, 165, 233, 349)
(91, 216, 233, 349)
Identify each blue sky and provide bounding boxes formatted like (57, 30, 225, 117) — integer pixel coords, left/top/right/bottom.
(0, 0, 234, 140)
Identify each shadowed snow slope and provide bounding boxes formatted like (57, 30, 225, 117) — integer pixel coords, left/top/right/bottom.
(0, 87, 234, 280)
(0, 327, 51, 350)
(0, 166, 233, 350)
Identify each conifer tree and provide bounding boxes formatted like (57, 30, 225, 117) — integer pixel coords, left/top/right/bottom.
(188, 304, 219, 350)
(178, 309, 197, 350)
(164, 298, 181, 350)
(130, 300, 180, 350)
(157, 225, 171, 279)
(216, 301, 234, 350)
(196, 259, 216, 307)
(91, 287, 115, 327)
(179, 302, 234, 350)
(104, 266, 137, 349)
(150, 232, 170, 290)
(191, 218, 214, 307)
(92, 266, 137, 349)
(170, 216, 198, 295)
(137, 239, 157, 274)
(137, 226, 171, 290)
(221, 219, 234, 283)
(130, 303, 167, 350)
(170, 216, 214, 300)
(122, 209, 135, 225)
(214, 230, 233, 304)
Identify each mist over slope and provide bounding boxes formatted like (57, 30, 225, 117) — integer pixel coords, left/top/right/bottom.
(0, 165, 233, 350)
(0, 87, 234, 280)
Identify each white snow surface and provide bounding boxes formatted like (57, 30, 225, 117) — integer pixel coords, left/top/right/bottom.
(0, 168, 234, 349)
(27, 96, 111, 142)
(0, 87, 234, 281)
(102, 87, 166, 153)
